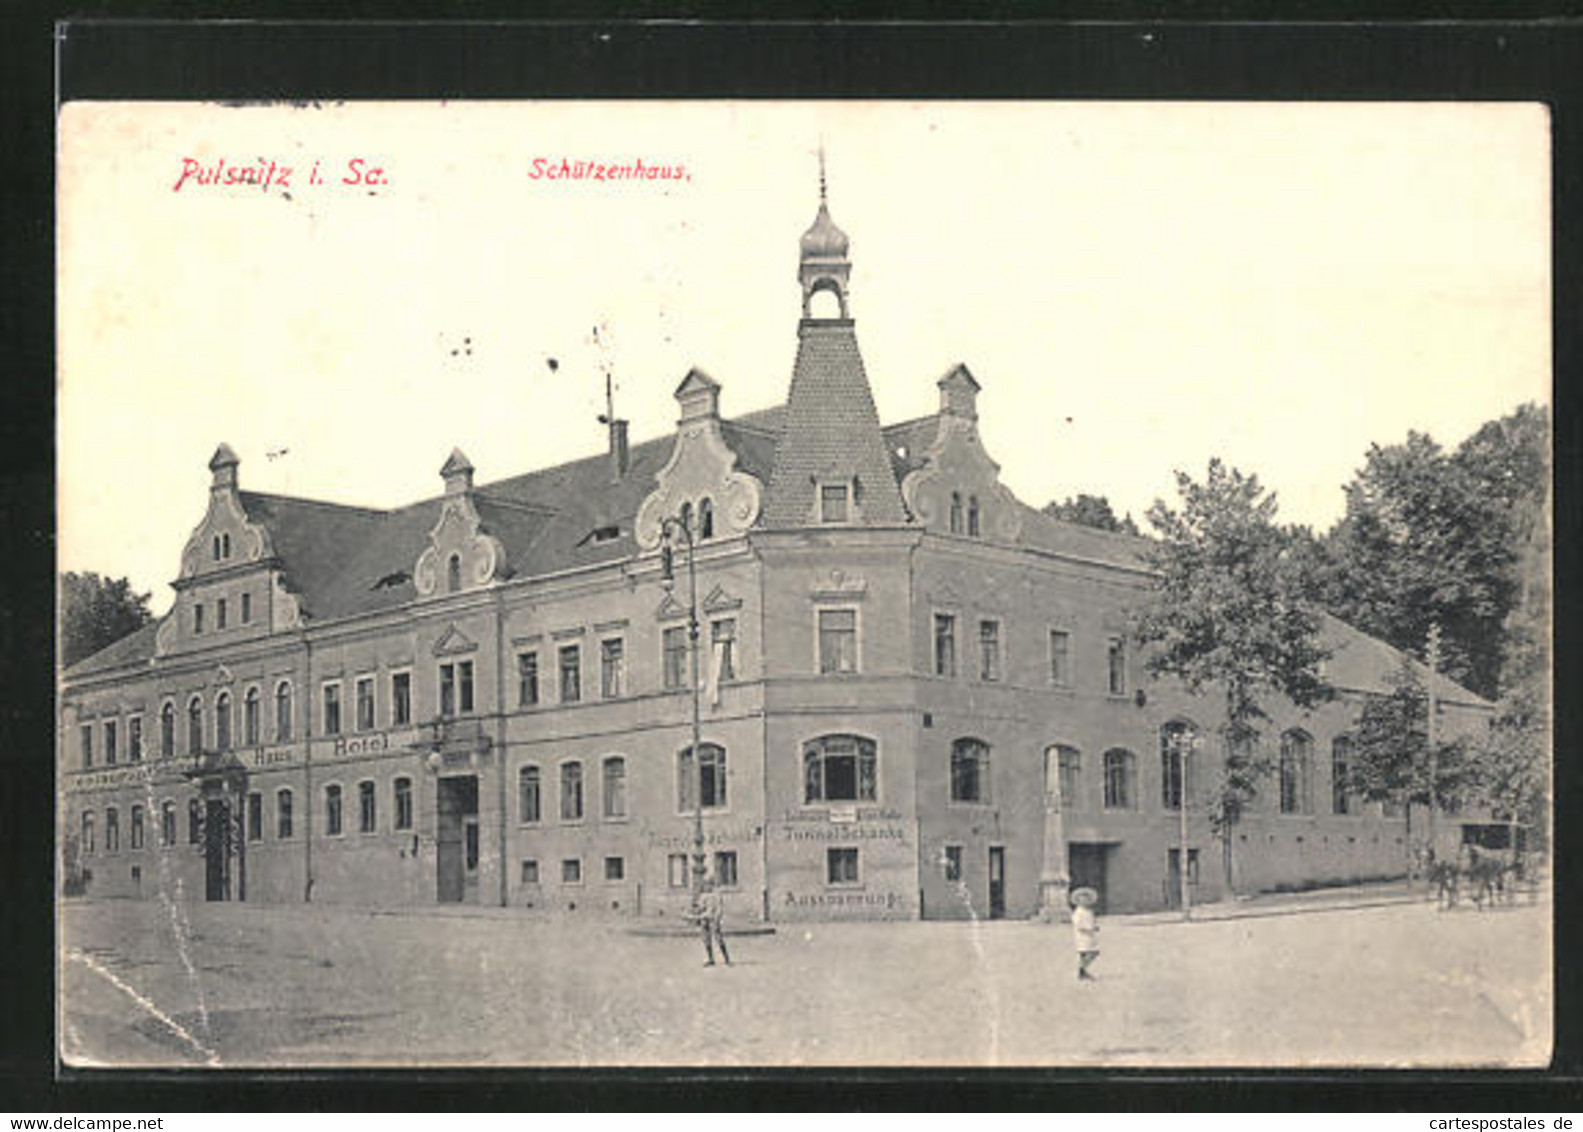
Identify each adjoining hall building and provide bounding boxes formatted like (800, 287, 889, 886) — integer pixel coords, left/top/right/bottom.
(59, 189, 1494, 920)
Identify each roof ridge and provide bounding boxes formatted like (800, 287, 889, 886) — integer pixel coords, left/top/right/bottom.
(240, 489, 388, 517)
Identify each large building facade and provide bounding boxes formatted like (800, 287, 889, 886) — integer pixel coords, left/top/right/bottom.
(59, 192, 1493, 920)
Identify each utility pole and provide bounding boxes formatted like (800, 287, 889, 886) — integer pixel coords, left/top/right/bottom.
(660, 515, 706, 919)
(1425, 622, 1442, 862)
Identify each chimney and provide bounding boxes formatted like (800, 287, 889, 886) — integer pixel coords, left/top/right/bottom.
(209, 443, 240, 493)
(608, 418, 631, 481)
(440, 448, 474, 496)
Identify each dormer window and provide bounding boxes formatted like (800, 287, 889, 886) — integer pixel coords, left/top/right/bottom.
(819, 482, 851, 524)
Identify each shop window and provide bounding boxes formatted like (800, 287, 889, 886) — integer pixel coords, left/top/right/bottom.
(817, 608, 858, 674)
(827, 847, 860, 885)
(600, 638, 625, 699)
(713, 850, 738, 889)
(560, 761, 584, 822)
(677, 744, 727, 811)
(519, 765, 541, 824)
(394, 777, 413, 831)
(934, 613, 957, 678)
(602, 756, 627, 819)
(950, 738, 991, 804)
(1103, 748, 1137, 811)
(391, 671, 412, 726)
(803, 734, 877, 804)
(358, 780, 376, 833)
(516, 652, 539, 707)
(276, 789, 293, 839)
(325, 784, 343, 836)
(662, 627, 688, 690)
(558, 645, 581, 704)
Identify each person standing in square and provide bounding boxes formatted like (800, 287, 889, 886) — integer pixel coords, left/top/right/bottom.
(1071, 887, 1100, 980)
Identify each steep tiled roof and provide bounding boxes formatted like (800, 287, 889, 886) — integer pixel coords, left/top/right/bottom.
(63, 619, 161, 678)
(1014, 502, 1155, 570)
(881, 414, 943, 483)
(762, 321, 908, 527)
(238, 492, 389, 620)
(1318, 612, 1491, 708)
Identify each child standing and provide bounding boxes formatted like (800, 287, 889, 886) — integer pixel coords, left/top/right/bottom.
(1071, 887, 1100, 980)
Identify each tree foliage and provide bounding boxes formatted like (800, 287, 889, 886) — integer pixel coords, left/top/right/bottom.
(1041, 493, 1141, 536)
(60, 572, 153, 668)
(1348, 657, 1471, 815)
(1135, 459, 1332, 889)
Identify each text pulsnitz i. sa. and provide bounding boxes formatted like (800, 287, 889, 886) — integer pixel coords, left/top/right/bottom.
(171, 157, 388, 193)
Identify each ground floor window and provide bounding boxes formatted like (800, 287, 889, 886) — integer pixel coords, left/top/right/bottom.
(713, 850, 738, 888)
(604, 856, 624, 882)
(247, 792, 263, 841)
(521, 859, 539, 884)
(668, 853, 689, 889)
(562, 858, 582, 885)
(188, 799, 202, 844)
(1103, 748, 1137, 810)
(827, 847, 859, 885)
(277, 789, 293, 839)
(942, 844, 963, 882)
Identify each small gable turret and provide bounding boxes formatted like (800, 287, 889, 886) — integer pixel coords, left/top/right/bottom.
(414, 447, 509, 597)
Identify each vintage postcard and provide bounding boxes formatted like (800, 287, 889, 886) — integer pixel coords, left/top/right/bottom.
(56, 100, 1551, 1067)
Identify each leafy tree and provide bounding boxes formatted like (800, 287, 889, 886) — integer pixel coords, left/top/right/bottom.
(1042, 493, 1141, 536)
(1135, 459, 1332, 895)
(60, 571, 153, 668)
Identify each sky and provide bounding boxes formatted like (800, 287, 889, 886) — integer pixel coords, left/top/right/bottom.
(58, 101, 1550, 616)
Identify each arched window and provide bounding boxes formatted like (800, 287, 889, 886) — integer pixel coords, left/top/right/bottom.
(160, 702, 175, 758)
(130, 804, 145, 850)
(679, 501, 694, 537)
(446, 553, 462, 594)
(215, 691, 231, 751)
(1331, 735, 1353, 815)
(698, 497, 714, 540)
(276, 789, 294, 839)
(324, 784, 343, 836)
(160, 800, 176, 846)
(1103, 748, 1137, 810)
(187, 696, 204, 754)
(358, 780, 377, 833)
(212, 534, 222, 561)
(105, 807, 119, 853)
(678, 744, 727, 811)
(244, 686, 260, 746)
(221, 532, 231, 558)
(603, 756, 628, 819)
(394, 777, 413, 831)
(967, 495, 981, 537)
(187, 798, 202, 844)
(1160, 721, 1200, 811)
(275, 681, 293, 742)
(803, 735, 877, 804)
(81, 811, 95, 855)
(949, 491, 963, 534)
(1048, 744, 1082, 810)
(950, 738, 991, 804)
(1280, 729, 1313, 815)
(560, 761, 584, 822)
(518, 765, 541, 823)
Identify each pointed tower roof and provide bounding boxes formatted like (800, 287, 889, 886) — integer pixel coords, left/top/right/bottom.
(763, 177, 906, 527)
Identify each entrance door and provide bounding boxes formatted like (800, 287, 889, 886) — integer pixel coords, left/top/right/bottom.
(204, 798, 231, 902)
(437, 775, 479, 903)
(1068, 843, 1109, 914)
(988, 846, 1006, 919)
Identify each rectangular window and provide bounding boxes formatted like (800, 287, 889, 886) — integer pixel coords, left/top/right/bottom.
(130, 805, 145, 851)
(217, 598, 228, 630)
(602, 757, 627, 819)
(81, 724, 93, 769)
(979, 619, 1001, 682)
(1107, 636, 1127, 696)
(277, 790, 294, 839)
(827, 847, 860, 886)
(943, 845, 963, 882)
(520, 859, 539, 885)
(322, 683, 342, 735)
(105, 808, 119, 853)
(711, 618, 737, 682)
(559, 645, 581, 704)
(562, 858, 582, 885)
(662, 626, 688, 690)
(1049, 630, 1071, 686)
(193, 603, 204, 635)
(519, 765, 541, 823)
(325, 786, 343, 836)
(819, 483, 850, 523)
(713, 850, 738, 889)
(247, 792, 262, 841)
(678, 746, 728, 811)
(934, 613, 957, 677)
(439, 663, 456, 717)
(818, 608, 858, 674)
(459, 660, 475, 714)
(667, 853, 690, 889)
(240, 592, 252, 624)
(128, 716, 142, 762)
(391, 671, 411, 726)
(600, 638, 624, 699)
(355, 676, 375, 732)
(359, 781, 376, 833)
(604, 856, 625, 882)
(560, 761, 584, 822)
(394, 778, 413, 830)
(517, 652, 539, 707)
(104, 720, 118, 766)
(161, 802, 176, 846)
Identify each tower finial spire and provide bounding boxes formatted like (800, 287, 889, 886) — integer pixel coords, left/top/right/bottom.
(818, 141, 827, 204)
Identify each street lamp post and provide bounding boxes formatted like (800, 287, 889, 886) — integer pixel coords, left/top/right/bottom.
(1172, 728, 1204, 922)
(659, 514, 707, 919)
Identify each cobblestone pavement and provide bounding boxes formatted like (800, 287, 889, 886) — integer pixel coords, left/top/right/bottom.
(58, 890, 1550, 1069)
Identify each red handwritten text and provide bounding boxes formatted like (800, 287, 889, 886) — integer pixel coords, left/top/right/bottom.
(172, 158, 389, 193)
(529, 157, 689, 184)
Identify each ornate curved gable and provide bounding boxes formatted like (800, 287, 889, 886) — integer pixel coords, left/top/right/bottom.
(635, 369, 764, 549)
(177, 444, 276, 582)
(900, 365, 1023, 543)
(414, 449, 509, 597)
